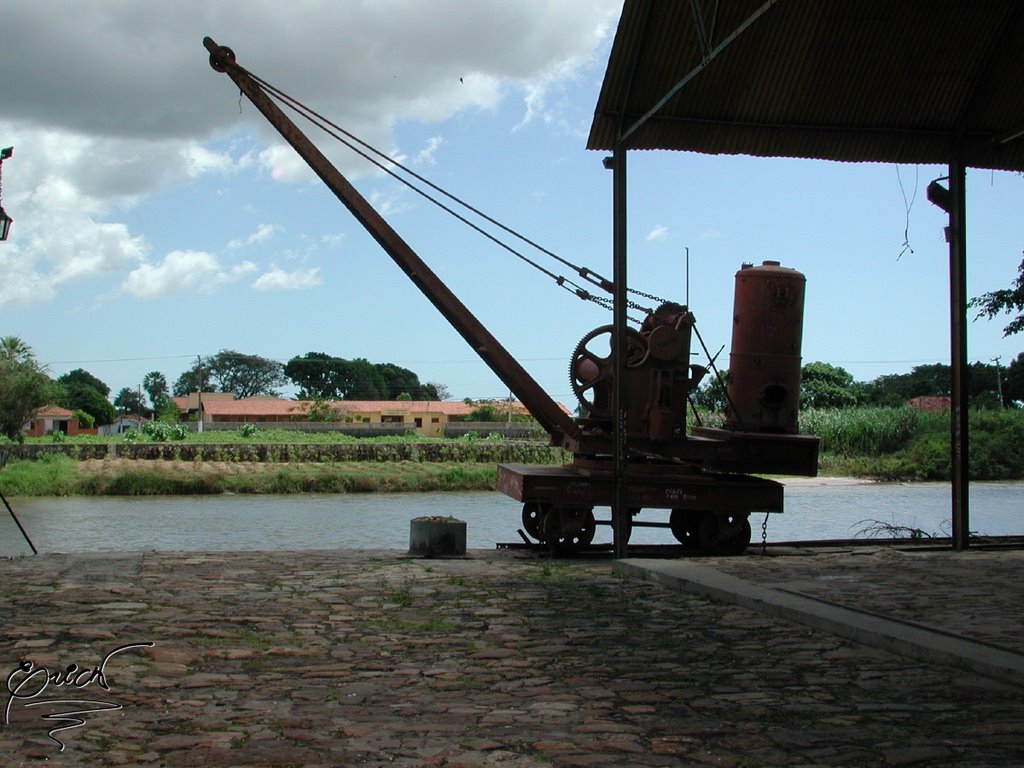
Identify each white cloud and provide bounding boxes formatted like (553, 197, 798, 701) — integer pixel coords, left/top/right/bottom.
(120, 251, 256, 299)
(646, 224, 670, 242)
(0, 0, 621, 308)
(252, 266, 322, 291)
(183, 143, 246, 178)
(415, 136, 445, 167)
(227, 224, 278, 250)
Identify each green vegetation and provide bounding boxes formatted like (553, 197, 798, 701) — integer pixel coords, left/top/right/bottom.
(0, 336, 54, 441)
(1, 407, 1021, 497)
(0, 454, 504, 496)
(804, 406, 1024, 481)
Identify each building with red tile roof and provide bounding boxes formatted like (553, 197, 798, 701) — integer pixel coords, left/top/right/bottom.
(188, 396, 564, 437)
(24, 405, 94, 437)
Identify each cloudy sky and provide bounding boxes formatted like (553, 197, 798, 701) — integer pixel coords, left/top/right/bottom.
(2, 1, 1022, 407)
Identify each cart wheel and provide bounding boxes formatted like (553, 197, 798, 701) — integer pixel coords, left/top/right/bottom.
(669, 509, 701, 548)
(521, 502, 545, 539)
(697, 513, 751, 555)
(542, 506, 596, 555)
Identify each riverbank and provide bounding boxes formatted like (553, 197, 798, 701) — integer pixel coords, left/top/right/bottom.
(0, 456, 505, 496)
(0, 452, 883, 498)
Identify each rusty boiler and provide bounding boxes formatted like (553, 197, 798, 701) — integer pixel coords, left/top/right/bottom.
(725, 260, 805, 434)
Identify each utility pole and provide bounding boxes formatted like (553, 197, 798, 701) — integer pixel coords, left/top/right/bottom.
(993, 356, 1004, 409)
(197, 355, 204, 433)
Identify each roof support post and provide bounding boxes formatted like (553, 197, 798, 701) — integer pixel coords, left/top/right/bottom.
(609, 144, 630, 560)
(948, 158, 970, 550)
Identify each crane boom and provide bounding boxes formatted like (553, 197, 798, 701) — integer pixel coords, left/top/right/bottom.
(203, 38, 581, 446)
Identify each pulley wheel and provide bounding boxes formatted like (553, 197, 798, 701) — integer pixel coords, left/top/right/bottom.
(569, 325, 648, 416)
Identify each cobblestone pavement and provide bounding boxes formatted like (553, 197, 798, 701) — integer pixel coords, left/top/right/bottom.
(1, 547, 1023, 767)
(709, 545, 1024, 654)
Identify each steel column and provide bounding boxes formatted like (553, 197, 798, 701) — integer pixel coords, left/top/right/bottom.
(949, 159, 970, 549)
(611, 145, 630, 559)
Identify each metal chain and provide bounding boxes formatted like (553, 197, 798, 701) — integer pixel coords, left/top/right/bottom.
(628, 286, 671, 307)
(760, 513, 769, 556)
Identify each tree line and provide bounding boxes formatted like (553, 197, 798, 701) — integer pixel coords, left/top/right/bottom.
(691, 356, 1024, 413)
(0, 341, 451, 440)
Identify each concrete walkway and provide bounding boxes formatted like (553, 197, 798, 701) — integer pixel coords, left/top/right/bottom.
(2, 545, 1023, 766)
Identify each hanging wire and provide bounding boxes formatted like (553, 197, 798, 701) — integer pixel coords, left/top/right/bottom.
(896, 164, 918, 261)
(236, 64, 665, 318)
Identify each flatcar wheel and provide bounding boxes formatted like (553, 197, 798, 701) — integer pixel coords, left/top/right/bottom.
(542, 506, 596, 555)
(669, 509, 701, 548)
(521, 502, 544, 539)
(697, 513, 751, 556)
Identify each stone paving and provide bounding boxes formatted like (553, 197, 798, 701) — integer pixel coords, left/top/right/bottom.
(706, 545, 1024, 655)
(1, 546, 1023, 767)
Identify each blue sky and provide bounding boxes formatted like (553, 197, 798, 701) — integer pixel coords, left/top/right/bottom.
(2, 1, 1022, 408)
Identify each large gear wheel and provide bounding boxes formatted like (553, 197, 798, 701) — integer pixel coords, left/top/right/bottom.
(569, 325, 648, 416)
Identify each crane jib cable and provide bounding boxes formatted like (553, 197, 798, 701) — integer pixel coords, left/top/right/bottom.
(234, 62, 666, 318)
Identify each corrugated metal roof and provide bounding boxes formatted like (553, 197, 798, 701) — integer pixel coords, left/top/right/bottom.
(589, 0, 1024, 170)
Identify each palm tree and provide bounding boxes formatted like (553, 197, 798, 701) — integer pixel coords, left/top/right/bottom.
(0, 336, 33, 364)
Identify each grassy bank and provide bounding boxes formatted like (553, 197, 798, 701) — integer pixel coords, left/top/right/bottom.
(0, 455, 501, 496)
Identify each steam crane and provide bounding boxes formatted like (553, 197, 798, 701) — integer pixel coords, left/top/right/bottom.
(203, 38, 820, 555)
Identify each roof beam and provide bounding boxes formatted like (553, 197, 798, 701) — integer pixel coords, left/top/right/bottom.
(618, 0, 781, 146)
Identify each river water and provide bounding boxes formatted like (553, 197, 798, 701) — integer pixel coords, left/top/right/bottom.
(2, 480, 1022, 557)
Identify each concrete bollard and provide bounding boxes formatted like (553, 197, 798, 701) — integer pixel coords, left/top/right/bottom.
(409, 516, 467, 557)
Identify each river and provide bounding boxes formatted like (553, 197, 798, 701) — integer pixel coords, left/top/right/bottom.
(2, 479, 1022, 557)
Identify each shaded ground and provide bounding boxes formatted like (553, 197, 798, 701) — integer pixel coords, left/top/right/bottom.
(2, 547, 1023, 766)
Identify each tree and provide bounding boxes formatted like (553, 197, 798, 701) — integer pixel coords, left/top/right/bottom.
(154, 396, 183, 423)
(861, 362, 1002, 408)
(284, 352, 347, 399)
(284, 353, 443, 401)
(1, 335, 33, 364)
(425, 382, 451, 400)
(690, 371, 730, 413)
(56, 369, 116, 426)
(73, 409, 95, 429)
(0, 339, 53, 441)
(113, 387, 144, 415)
(970, 254, 1024, 337)
(800, 362, 861, 409)
(292, 399, 341, 422)
(207, 350, 286, 398)
(862, 363, 950, 407)
(173, 351, 285, 399)
(173, 362, 214, 397)
(142, 371, 169, 407)
(1005, 352, 1024, 406)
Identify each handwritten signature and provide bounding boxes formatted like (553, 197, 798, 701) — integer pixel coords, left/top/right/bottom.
(4, 642, 155, 751)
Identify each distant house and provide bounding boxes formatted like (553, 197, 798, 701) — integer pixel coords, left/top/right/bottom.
(99, 414, 147, 436)
(192, 396, 558, 437)
(174, 392, 234, 421)
(907, 395, 951, 412)
(24, 405, 94, 437)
